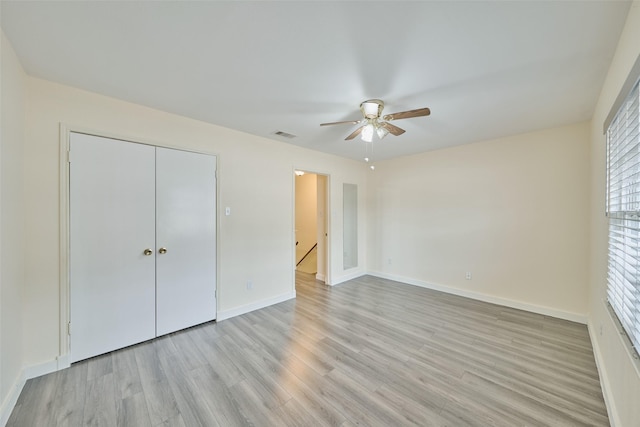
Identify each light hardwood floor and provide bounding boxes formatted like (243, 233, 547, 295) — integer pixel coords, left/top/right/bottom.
(7, 273, 609, 426)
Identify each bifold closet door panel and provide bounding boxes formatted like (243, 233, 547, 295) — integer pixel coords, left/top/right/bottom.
(155, 147, 217, 336)
(69, 133, 157, 363)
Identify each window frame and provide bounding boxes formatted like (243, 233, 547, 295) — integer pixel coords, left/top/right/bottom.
(605, 58, 640, 361)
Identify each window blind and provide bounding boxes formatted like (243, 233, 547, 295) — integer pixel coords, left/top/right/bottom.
(606, 77, 640, 357)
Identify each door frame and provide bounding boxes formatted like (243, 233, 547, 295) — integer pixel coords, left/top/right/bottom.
(292, 168, 331, 286)
(58, 124, 220, 367)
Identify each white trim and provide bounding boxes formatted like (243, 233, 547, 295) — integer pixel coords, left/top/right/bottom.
(59, 124, 71, 361)
(315, 273, 326, 282)
(588, 318, 619, 427)
(367, 270, 588, 324)
(217, 291, 296, 321)
(22, 359, 58, 381)
(61, 125, 221, 156)
(56, 354, 71, 371)
(331, 269, 366, 286)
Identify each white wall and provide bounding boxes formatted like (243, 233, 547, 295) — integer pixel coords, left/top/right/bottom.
(588, 2, 640, 426)
(0, 30, 26, 424)
(367, 122, 591, 321)
(21, 76, 367, 370)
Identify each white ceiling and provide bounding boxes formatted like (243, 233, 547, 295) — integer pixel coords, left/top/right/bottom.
(0, 1, 632, 161)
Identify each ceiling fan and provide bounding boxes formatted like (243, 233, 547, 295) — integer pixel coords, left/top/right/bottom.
(320, 99, 431, 142)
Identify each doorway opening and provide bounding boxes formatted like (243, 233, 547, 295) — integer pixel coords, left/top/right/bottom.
(294, 171, 328, 284)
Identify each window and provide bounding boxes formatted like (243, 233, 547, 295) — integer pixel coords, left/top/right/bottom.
(606, 76, 640, 357)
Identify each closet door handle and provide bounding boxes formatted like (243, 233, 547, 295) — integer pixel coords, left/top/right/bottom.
(159, 247, 168, 254)
(143, 249, 153, 256)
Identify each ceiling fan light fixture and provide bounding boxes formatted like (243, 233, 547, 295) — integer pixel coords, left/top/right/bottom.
(376, 125, 389, 139)
(361, 124, 374, 142)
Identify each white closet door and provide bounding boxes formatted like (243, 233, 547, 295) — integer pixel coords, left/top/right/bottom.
(155, 147, 217, 336)
(70, 133, 156, 362)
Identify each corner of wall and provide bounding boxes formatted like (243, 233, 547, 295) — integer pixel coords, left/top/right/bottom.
(0, 28, 27, 426)
(0, 370, 25, 427)
(0, 355, 69, 425)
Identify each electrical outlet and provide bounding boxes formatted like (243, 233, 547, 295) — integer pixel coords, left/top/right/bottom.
(247, 280, 253, 290)
(465, 272, 472, 280)
(388, 258, 392, 265)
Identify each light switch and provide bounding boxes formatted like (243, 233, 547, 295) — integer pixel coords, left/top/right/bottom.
(225, 207, 231, 216)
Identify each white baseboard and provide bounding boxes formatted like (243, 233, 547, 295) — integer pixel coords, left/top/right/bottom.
(315, 273, 325, 282)
(367, 270, 588, 324)
(217, 290, 296, 321)
(0, 355, 67, 426)
(0, 370, 25, 427)
(587, 319, 619, 427)
(55, 354, 71, 371)
(22, 359, 57, 381)
(330, 269, 366, 286)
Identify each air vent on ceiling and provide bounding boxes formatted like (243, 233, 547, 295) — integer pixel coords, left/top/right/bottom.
(272, 130, 297, 139)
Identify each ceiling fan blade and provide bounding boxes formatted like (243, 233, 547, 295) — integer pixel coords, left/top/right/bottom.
(345, 126, 365, 140)
(383, 107, 431, 121)
(320, 119, 361, 127)
(381, 122, 406, 136)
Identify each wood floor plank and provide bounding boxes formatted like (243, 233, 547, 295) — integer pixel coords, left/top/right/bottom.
(7, 273, 610, 426)
(322, 367, 417, 426)
(375, 385, 450, 427)
(86, 353, 113, 381)
(116, 392, 152, 427)
(188, 365, 250, 427)
(155, 412, 187, 427)
(82, 372, 117, 426)
(273, 397, 323, 427)
(228, 379, 289, 426)
(139, 378, 180, 427)
(113, 347, 144, 399)
(189, 326, 246, 388)
(275, 362, 346, 427)
(160, 353, 221, 427)
(6, 374, 59, 427)
(134, 341, 181, 426)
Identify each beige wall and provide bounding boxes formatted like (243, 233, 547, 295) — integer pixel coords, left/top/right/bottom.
(367, 122, 591, 321)
(21, 77, 367, 369)
(295, 173, 317, 263)
(0, 30, 26, 421)
(588, 2, 640, 426)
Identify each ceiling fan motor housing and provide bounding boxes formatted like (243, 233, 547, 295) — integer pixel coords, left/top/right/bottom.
(360, 99, 384, 119)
